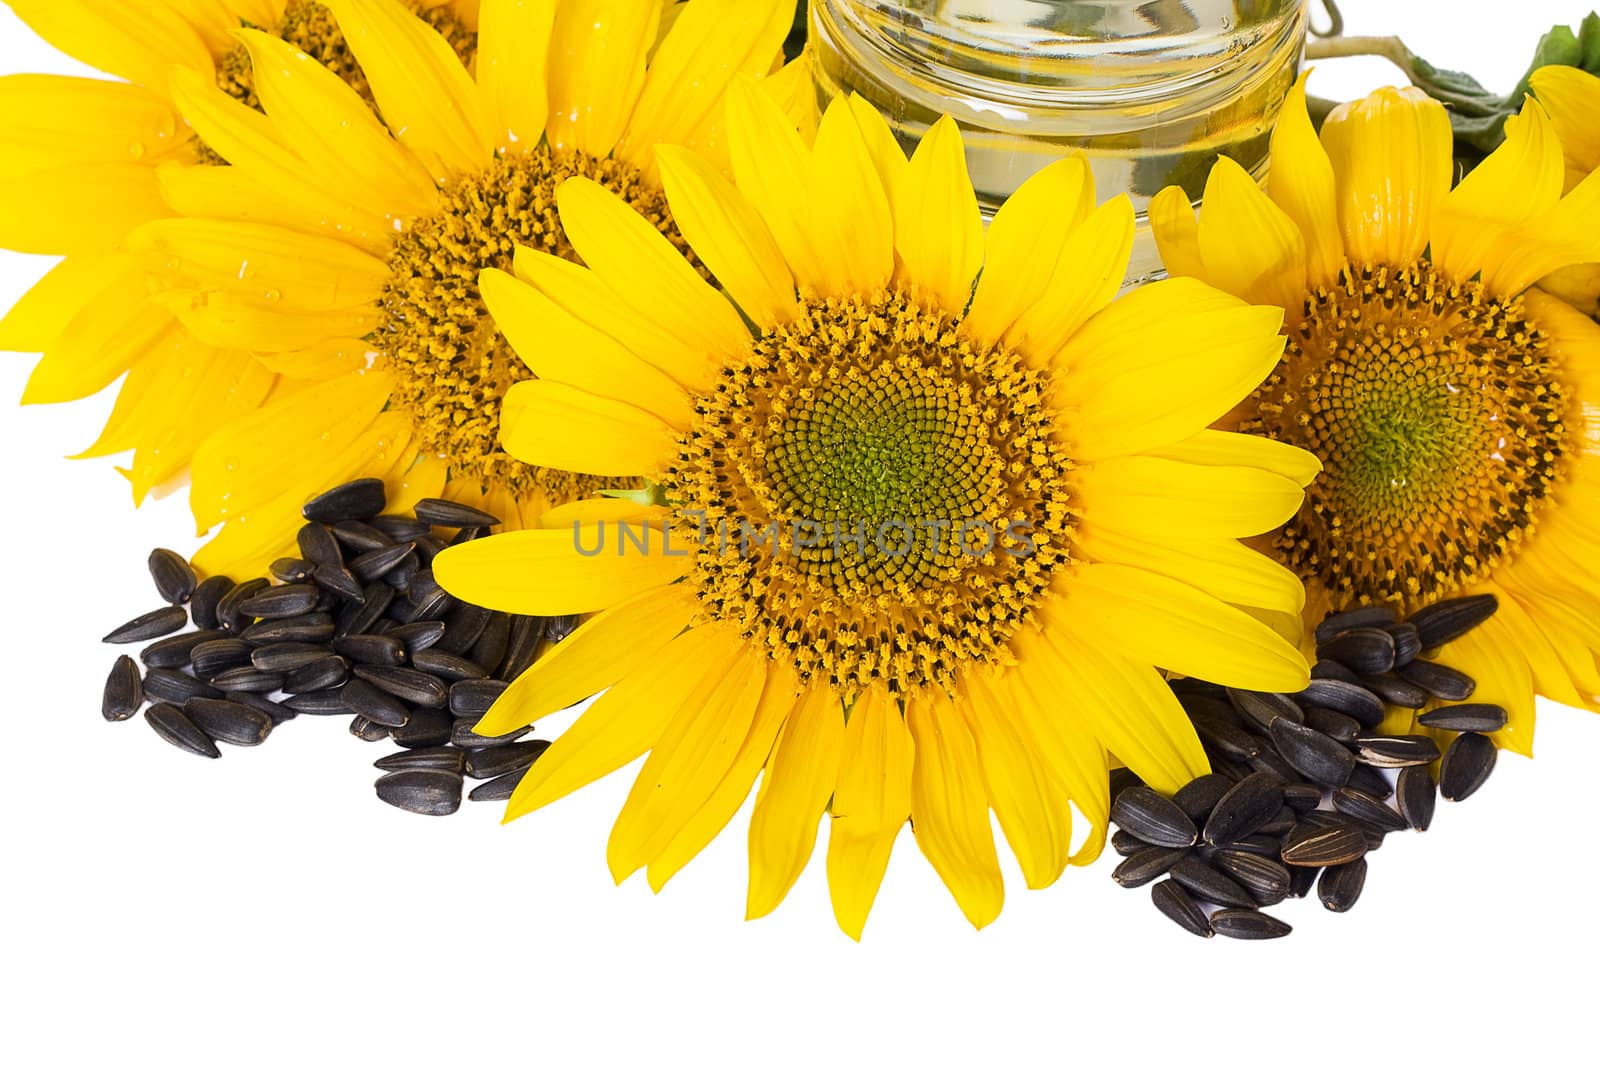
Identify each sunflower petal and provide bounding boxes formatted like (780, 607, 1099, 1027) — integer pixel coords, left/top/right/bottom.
(725, 75, 830, 293)
(1531, 64, 1600, 179)
(476, 0, 557, 151)
(1149, 185, 1206, 280)
(1268, 71, 1345, 287)
(826, 686, 913, 940)
(746, 682, 844, 920)
(499, 379, 678, 476)
(1075, 454, 1305, 540)
(8, 0, 214, 87)
(807, 95, 894, 295)
(1003, 196, 1135, 367)
(1197, 155, 1307, 309)
(893, 116, 983, 316)
(544, 0, 658, 157)
(906, 695, 1004, 929)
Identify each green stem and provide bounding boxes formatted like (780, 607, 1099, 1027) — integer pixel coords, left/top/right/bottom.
(1304, 34, 1419, 80)
(1309, 0, 1346, 39)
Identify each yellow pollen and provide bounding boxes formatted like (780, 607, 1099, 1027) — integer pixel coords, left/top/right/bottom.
(382, 148, 684, 499)
(1245, 262, 1571, 608)
(667, 293, 1075, 695)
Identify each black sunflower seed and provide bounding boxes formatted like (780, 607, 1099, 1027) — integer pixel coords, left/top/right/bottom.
(374, 768, 463, 816)
(1210, 909, 1292, 940)
(297, 522, 343, 566)
(268, 557, 315, 584)
(437, 603, 493, 656)
(470, 612, 511, 673)
(282, 689, 352, 716)
(142, 668, 220, 705)
(414, 497, 500, 528)
(1388, 623, 1422, 667)
(1282, 782, 1323, 812)
(1439, 732, 1497, 801)
(1353, 734, 1441, 769)
(184, 697, 273, 746)
(450, 526, 485, 546)
(1111, 786, 1199, 848)
(1151, 880, 1213, 938)
(405, 584, 454, 624)
(1347, 762, 1394, 799)
(1288, 864, 1320, 899)
(1310, 659, 1361, 684)
(1112, 847, 1188, 889)
(1228, 689, 1304, 733)
(102, 655, 144, 721)
(469, 766, 532, 803)
(141, 629, 226, 669)
(1272, 718, 1356, 788)
(1111, 830, 1145, 857)
(188, 638, 254, 678)
(498, 616, 547, 681)
(412, 534, 449, 564)
(145, 702, 220, 759)
(1281, 819, 1368, 867)
(1332, 787, 1409, 833)
(1258, 805, 1297, 837)
(1172, 773, 1234, 823)
(250, 642, 334, 672)
(103, 605, 188, 644)
(1248, 747, 1300, 784)
(336, 582, 396, 637)
(412, 648, 488, 682)
(451, 716, 529, 748)
(216, 578, 270, 633)
(374, 747, 466, 773)
(448, 678, 511, 718)
(1396, 765, 1436, 830)
(1304, 706, 1359, 743)
(240, 612, 335, 645)
(332, 633, 407, 667)
(350, 542, 415, 583)
(1211, 849, 1292, 905)
(303, 478, 386, 523)
(546, 615, 580, 644)
(210, 667, 286, 694)
(1318, 858, 1368, 913)
(311, 563, 364, 602)
(283, 656, 350, 694)
(1203, 772, 1283, 846)
(1361, 672, 1430, 709)
(1314, 605, 1398, 643)
(390, 621, 447, 655)
(1417, 703, 1509, 733)
(1170, 855, 1257, 909)
(391, 707, 453, 748)
(349, 716, 391, 742)
(1397, 659, 1477, 702)
(1317, 628, 1396, 676)
(1408, 594, 1498, 651)
(372, 515, 431, 541)
(1298, 678, 1386, 727)
(464, 740, 549, 781)
(228, 690, 292, 725)
(340, 677, 410, 728)
(1193, 714, 1261, 761)
(353, 664, 448, 708)
(188, 575, 234, 630)
(1109, 768, 1143, 800)
(331, 520, 393, 553)
(147, 548, 197, 605)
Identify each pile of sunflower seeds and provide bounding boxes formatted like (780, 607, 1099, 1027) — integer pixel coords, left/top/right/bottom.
(100, 479, 572, 817)
(1110, 594, 1505, 940)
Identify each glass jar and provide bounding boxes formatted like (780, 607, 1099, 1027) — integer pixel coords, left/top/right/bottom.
(810, 1, 1309, 281)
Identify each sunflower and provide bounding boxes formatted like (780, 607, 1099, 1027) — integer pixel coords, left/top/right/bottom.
(1150, 77, 1600, 755)
(1530, 65, 1600, 321)
(125, 0, 793, 577)
(430, 80, 1315, 937)
(0, 0, 477, 509)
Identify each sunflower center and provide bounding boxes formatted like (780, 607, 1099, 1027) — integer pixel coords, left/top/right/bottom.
(1245, 262, 1571, 606)
(380, 148, 680, 499)
(668, 293, 1075, 694)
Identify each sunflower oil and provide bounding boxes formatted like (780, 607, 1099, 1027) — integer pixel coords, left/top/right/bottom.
(810, 0, 1309, 281)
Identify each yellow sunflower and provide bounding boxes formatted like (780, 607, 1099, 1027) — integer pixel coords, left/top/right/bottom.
(1151, 77, 1600, 756)
(1530, 64, 1600, 320)
(0, 0, 477, 506)
(431, 80, 1316, 937)
(126, 0, 793, 577)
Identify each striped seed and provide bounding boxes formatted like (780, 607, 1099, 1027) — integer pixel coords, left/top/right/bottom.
(1112, 847, 1188, 889)
(437, 603, 493, 656)
(1304, 706, 1359, 743)
(1318, 859, 1368, 913)
(1408, 594, 1498, 652)
(1314, 605, 1398, 644)
(1192, 714, 1260, 762)
(463, 740, 549, 780)
(142, 630, 226, 669)
(1271, 718, 1355, 788)
(1151, 880, 1213, 938)
(350, 542, 415, 582)
(331, 520, 393, 553)
(335, 582, 395, 637)
(269, 557, 316, 584)
(1353, 734, 1440, 769)
(188, 638, 254, 678)
(374, 747, 466, 773)
(1417, 704, 1508, 733)
(240, 612, 335, 645)
(353, 664, 448, 708)
(374, 768, 464, 816)
(1388, 623, 1422, 667)
(391, 707, 453, 748)
(1347, 762, 1394, 800)
(1397, 659, 1477, 702)
(1331, 787, 1409, 833)
(1396, 765, 1436, 830)
(311, 563, 364, 602)
(349, 716, 391, 742)
(102, 655, 143, 721)
(1170, 855, 1257, 909)
(448, 678, 511, 718)
(372, 515, 432, 541)
(1223, 834, 1287, 858)
(1111, 786, 1199, 848)
(413, 497, 500, 528)
(469, 766, 532, 803)
(1172, 773, 1234, 823)
(188, 575, 234, 630)
(144, 703, 220, 759)
(297, 522, 343, 566)
(103, 605, 188, 644)
(282, 689, 352, 716)
(184, 697, 273, 746)
(142, 668, 221, 705)
(1361, 672, 1430, 709)
(1203, 772, 1283, 846)
(1281, 819, 1368, 867)
(340, 677, 410, 728)
(1228, 689, 1304, 733)
(250, 643, 335, 672)
(148, 548, 197, 605)
(1211, 850, 1292, 905)
(211, 667, 286, 694)
(451, 716, 529, 748)
(470, 612, 511, 673)
(1317, 628, 1396, 676)
(302, 478, 386, 523)
(332, 633, 407, 667)
(497, 616, 546, 681)
(284, 655, 350, 694)
(1298, 678, 1385, 727)
(412, 648, 487, 682)
(1210, 909, 1291, 940)
(390, 621, 447, 655)
(216, 578, 269, 633)
(1439, 732, 1497, 801)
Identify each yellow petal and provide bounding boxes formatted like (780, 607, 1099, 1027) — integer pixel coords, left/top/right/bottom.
(826, 686, 913, 940)
(1149, 428, 1323, 489)
(655, 145, 798, 329)
(1056, 279, 1286, 460)
(544, 0, 659, 157)
(1486, 163, 1600, 296)
(0, 75, 186, 178)
(1149, 185, 1206, 280)
(499, 379, 678, 477)
(324, 0, 491, 179)
(725, 75, 831, 292)
(906, 695, 1004, 929)
(805, 95, 895, 296)
(1268, 71, 1345, 287)
(746, 682, 844, 920)
(0, 163, 168, 255)
(504, 623, 744, 821)
(8, 0, 214, 88)
(22, 266, 178, 407)
(844, 93, 907, 207)
(432, 515, 691, 616)
(1197, 155, 1307, 309)
(476, 0, 557, 151)
(1076, 454, 1305, 541)
(1001, 196, 1135, 367)
(1435, 618, 1536, 757)
(1319, 86, 1453, 266)
(894, 115, 983, 316)
(474, 581, 698, 735)
(253, 338, 373, 381)
(151, 288, 380, 353)
(1, 253, 127, 355)
(1078, 523, 1305, 614)
(1531, 64, 1600, 179)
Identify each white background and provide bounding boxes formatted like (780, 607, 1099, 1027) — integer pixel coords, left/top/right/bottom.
(3, 2, 1597, 1063)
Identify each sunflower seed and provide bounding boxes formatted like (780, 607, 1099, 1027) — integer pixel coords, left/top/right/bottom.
(1172, 773, 1234, 822)
(1212, 849, 1292, 905)
(1282, 782, 1323, 813)
(184, 697, 273, 746)
(303, 478, 386, 523)
(1151, 880, 1213, 938)
(331, 633, 406, 667)
(1228, 689, 1304, 735)
(297, 522, 344, 565)
(188, 638, 254, 678)
(145, 702, 220, 759)
(1203, 772, 1283, 845)
(336, 582, 395, 637)
(381, 552, 421, 590)
(283, 655, 349, 694)
(188, 575, 234, 630)
(102, 656, 143, 721)
(1417, 703, 1508, 733)
(1362, 672, 1430, 709)
(464, 740, 549, 780)
(268, 557, 315, 584)
(331, 520, 393, 553)
(1281, 819, 1368, 867)
(210, 667, 286, 694)
(1113, 847, 1188, 889)
(392, 707, 453, 748)
(238, 583, 320, 620)
(1225, 833, 1288, 858)
(140, 629, 225, 669)
(1210, 908, 1291, 940)
(353, 664, 448, 708)
(1193, 714, 1261, 761)
(240, 612, 335, 645)
(1259, 806, 1297, 837)
(498, 616, 547, 680)
(103, 605, 188, 644)
(1347, 762, 1394, 799)
(282, 689, 352, 716)
(1112, 830, 1145, 857)
(374, 747, 466, 773)
(1332, 787, 1409, 833)
(1304, 706, 1359, 743)
(451, 715, 530, 748)
(1310, 659, 1361, 684)
(437, 603, 493, 656)
(339, 677, 410, 728)
(372, 515, 432, 541)
(448, 678, 511, 717)
(546, 614, 580, 644)
(411, 648, 487, 682)
(227, 690, 292, 725)
(1439, 732, 1497, 801)
(349, 542, 415, 583)
(390, 621, 447, 655)
(1388, 623, 1422, 667)
(1111, 786, 1199, 848)
(470, 612, 511, 673)
(412, 534, 449, 563)
(250, 643, 334, 672)
(147, 548, 197, 605)
(1170, 855, 1257, 909)
(1248, 747, 1299, 784)
(311, 563, 364, 602)
(1318, 858, 1368, 912)
(374, 768, 462, 816)
(142, 668, 220, 705)
(469, 766, 532, 803)
(349, 716, 391, 742)
(1408, 594, 1498, 651)
(1288, 864, 1319, 899)
(1314, 605, 1398, 643)
(405, 584, 454, 623)
(1353, 734, 1440, 768)
(1298, 678, 1386, 727)
(1317, 628, 1396, 676)
(1272, 718, 1356, 788)
(1396, 765, 1436, 830)
(216, 578, 270, 633)
(1397, 659, 1477, 702)
(413, 497, 500, 528)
